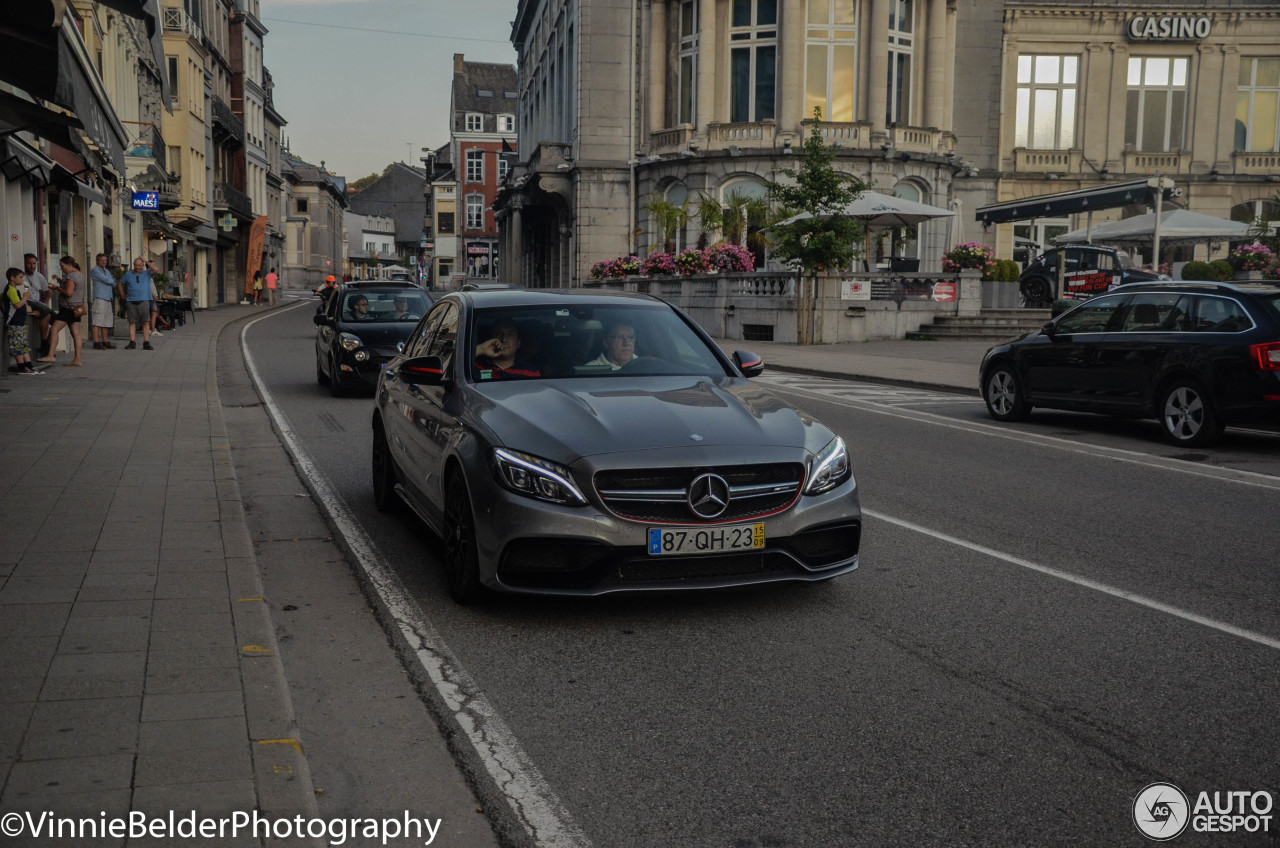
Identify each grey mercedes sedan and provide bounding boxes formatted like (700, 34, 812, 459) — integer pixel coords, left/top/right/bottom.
(371, 289, 861, 602)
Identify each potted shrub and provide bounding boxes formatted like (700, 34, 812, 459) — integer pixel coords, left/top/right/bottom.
(1227, 244, 1275, 280)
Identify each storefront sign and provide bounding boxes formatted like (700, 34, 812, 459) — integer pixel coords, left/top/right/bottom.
(467, 244, 491, 255)
(1127, 16, 1211, 41)
(131, 191, 160, 210)
(840, 279, 871, 301)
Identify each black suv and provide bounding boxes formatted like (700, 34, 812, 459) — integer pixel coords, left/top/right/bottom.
(314, 281, 433, 395)
(1018, 245, 1168, 307)
(980, 282, 1280, 446)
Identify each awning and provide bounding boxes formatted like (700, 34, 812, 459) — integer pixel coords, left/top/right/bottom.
(50, 162, 107, 206)
(0, 135, 56, 186)
(975, 179, 1178, 226)
(0, 89, 85, 154)
(0, 4, 131, 174)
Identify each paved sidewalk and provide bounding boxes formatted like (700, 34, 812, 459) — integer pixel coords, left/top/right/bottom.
(0, 304, 320, 847)
(714, 337, 993, 393)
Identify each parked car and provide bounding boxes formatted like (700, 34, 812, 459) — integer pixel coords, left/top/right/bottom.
(314, 281, 434, 396)
(1018, 245, 1168, 307)
(980, 282, 1280, 446)
(372, 289, 862, 601)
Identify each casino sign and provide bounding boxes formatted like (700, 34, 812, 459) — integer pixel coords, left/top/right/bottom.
(1127, 15, 1212, 41)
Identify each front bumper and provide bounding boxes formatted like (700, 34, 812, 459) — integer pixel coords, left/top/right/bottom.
(466, 447, 861, 596)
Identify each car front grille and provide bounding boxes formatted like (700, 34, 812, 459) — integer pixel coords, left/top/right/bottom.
(594, 462, 805, 524)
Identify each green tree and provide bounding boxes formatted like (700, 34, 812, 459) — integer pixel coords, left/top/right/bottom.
(644, 196, 689, 253)
(1248, 192, 1280, 254)
(765, 111, 866, 343)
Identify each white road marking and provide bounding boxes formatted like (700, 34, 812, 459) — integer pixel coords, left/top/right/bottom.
(763, 381, 1280, 492)
(239, 305, 591, 848)
(758, 373, 981, 405)
(864, 508, 1280, 653)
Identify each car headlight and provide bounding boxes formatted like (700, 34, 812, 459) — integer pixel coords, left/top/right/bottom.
(339, 333, 363, 352)
(493, 448, 587, 505)
(804, 436, 853, 495)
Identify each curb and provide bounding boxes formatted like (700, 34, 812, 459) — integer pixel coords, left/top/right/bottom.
(765, 361, 981, 397)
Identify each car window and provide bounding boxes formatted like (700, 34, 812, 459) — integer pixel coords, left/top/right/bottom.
(1119, 293, 1191, 332)
(1095, 252, 1116, 272)
(1190, 296, 1254, 333)
(467, 304, 729, 382)
(1055, 294, 1126, 334)
(343, 289, 431, 322)
(426, 304, 458, 363)
(405, 302, 448, 358)
(1078, 251, 1099, 271)
(1254, 293, 1280, 326)
(1063, 249, 1081, 273)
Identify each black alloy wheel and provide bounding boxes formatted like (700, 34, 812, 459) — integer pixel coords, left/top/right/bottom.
(983, 364, 1031, 422)
(443, 473, 485, 603)
(1158, 377, 1223, 447)
(1022, 278, 1051, 309)
(371, 422, 403, 513)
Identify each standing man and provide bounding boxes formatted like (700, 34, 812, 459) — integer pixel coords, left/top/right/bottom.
(264, 267, 278, 306)
(24, 253, 51, 356)
(89, 253, 117, 350)
(117, 257, 155, 350)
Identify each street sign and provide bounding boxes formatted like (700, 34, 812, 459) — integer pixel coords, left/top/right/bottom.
(932, 281, 957, 302)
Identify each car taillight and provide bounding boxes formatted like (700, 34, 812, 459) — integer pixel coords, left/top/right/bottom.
(1250, 342, 1280, 371)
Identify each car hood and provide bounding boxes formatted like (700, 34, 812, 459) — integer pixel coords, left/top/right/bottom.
(468, 376, 825, 462)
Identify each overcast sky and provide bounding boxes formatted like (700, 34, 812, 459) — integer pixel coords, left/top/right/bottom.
(261, 0, 518, 180)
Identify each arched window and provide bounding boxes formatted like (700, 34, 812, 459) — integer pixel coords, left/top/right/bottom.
(659, 182, 690, 252)
(888, 182, 922, 261)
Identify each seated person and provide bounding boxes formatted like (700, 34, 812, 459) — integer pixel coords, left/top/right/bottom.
(474, 318, 541, 379)
(391, 294, 420, 321)
(347, 294, 371, 320)
(585, 320, 638, 370)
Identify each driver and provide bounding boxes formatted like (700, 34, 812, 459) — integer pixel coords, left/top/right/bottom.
(392, 295, 419, 320)
(474, 318, 540, 379)
(586, 320, 638, 370)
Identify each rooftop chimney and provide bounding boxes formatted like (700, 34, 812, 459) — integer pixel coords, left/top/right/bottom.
(454, 53, 465, 73)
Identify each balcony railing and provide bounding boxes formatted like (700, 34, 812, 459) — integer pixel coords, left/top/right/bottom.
(211, 96, 244, 143)
(801, 120, 872, 147)
(213, 181, 253, 218)
(651, 125, 695, 155)
(706, 120, 777, 151)
(125, 124, 167, 173)
(162, 7, 202, 41)
(1013, 148, 1083, 174)
(1231, 150, 1280, 175)
(1123, 149, 1190, 174)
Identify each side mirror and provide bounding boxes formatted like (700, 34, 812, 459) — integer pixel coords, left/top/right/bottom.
(397, 355, 447, 386)
(313, 314, 332, 326)
(732, 350, 765, 378)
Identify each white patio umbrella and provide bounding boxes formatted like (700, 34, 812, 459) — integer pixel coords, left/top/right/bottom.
(777, 191, 956, 268)
(1054, 209, 1263, 246)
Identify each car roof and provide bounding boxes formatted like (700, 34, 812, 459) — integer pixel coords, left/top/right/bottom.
(445, 288, 666, 309)
(341, 280, 424, 290)
(1109, 281, 1280, 296)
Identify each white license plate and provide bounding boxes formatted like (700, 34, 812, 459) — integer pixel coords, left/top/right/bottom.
(647, 524, 765, 556)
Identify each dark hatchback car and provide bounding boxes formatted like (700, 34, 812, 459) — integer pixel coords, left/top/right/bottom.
(981, 282, 1280, 446)
(1018, 245, 1167, 307)
(371, 289, 861, 602)
(315, 282, 433, 395)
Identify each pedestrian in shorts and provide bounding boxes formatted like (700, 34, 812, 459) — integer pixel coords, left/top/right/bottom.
(4, 267, 40, 374)
(89, 252, 117, 350)
(116, 257, 155, 350)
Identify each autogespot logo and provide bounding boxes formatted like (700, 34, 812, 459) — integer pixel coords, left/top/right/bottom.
(1134, 783, 1191, 841)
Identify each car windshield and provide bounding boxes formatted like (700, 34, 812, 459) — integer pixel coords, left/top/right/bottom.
(468, 304, 729, 381)
(1258, 292, 1280, 324)
(343, 290, 430, 322)
(1115, 249, 1134, 269)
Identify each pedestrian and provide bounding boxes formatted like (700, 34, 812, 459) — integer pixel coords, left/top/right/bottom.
(24, 253, 51, 356)
(252, 269, 263, 305)
(4, 267, 40, 374)
(148, 278, 172, 334)
(89, 253, 117, 350)
(116, 257, 155, 350)
(38, 256, 85, 367)
(265, 267, 278, 306)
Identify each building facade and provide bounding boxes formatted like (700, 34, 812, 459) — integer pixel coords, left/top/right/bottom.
(500, 0, 963, 285)
(958, 2, 1280, 267)
(283, 155, 348, 291)
(346, 162, 429, 281)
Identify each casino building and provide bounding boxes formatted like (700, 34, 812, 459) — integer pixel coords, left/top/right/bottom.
(955, 1, 1280, 266)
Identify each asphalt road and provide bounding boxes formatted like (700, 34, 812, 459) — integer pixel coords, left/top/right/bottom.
(240, 299, 1280, 847)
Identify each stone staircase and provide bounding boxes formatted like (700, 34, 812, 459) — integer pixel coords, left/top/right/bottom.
(906, 309, 1052, 341)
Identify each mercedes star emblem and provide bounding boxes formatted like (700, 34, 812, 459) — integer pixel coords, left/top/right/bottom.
(687, 473, 731, 519)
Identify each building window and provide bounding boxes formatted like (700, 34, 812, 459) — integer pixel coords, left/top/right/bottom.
(498, 114, 515, 132)
(466, 150, 484, 183)
(437, 211, 455, 234)
(1236, 58, 1280, 153)
(478, 89, 493, 97)
(296, 198, 308, 214)
(465, 112, 483, 132)
(498, 156, 511, 183)
(466, 195, 485, 230)
(1126, 57, 1188, 153)
(678, 0, 699, 125)
(664, 182, 690, 251)
(365, 241, 375, 254)
(886, 0, 912, 125)
(167, 57, 180, 108)
(1015, 55, 1078, 149)
(729, 0, 777, 123)
(805, 0, 856, 124)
